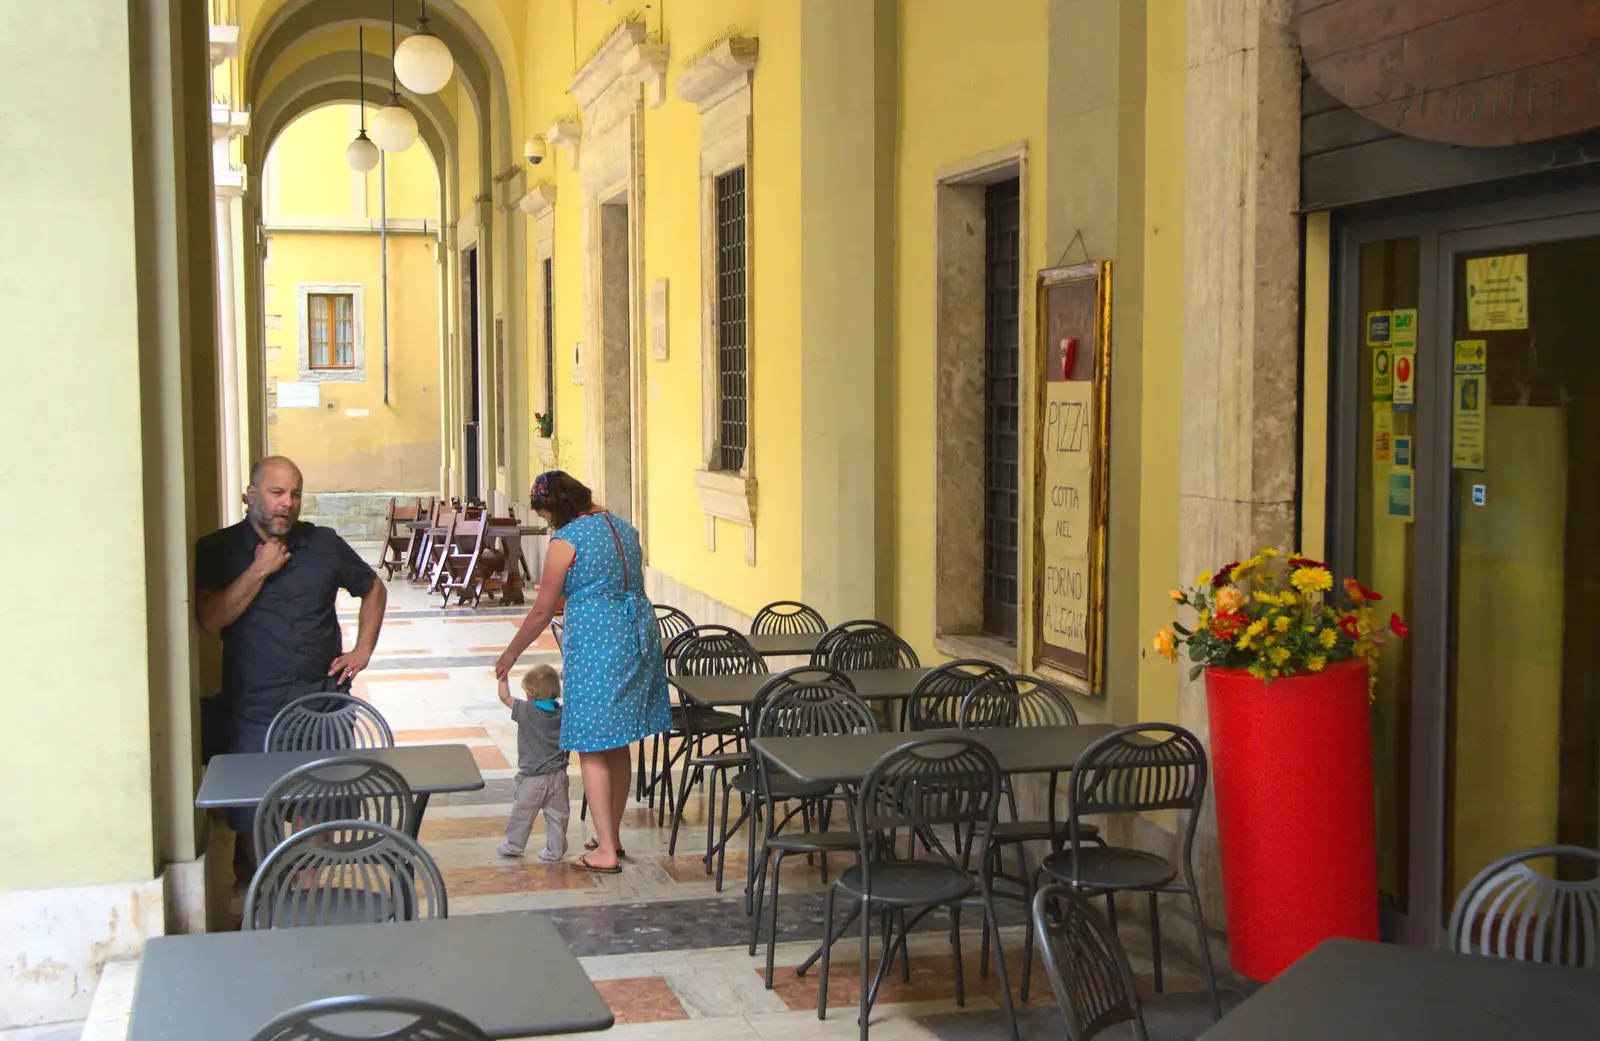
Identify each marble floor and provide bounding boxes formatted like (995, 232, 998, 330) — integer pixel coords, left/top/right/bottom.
(81, 565, 1236, 1041)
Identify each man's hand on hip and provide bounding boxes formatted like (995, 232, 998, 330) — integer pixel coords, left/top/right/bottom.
(328, 647, 372, 685)
(253, 538, 291, 576)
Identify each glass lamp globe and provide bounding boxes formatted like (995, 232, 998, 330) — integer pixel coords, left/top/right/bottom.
(370, 100, 418, 153)
(395, 30, 453, 95)
(346, 131, 380, 172)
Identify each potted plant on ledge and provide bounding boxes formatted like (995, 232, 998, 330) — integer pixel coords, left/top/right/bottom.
(1154, 550, 1406, 982)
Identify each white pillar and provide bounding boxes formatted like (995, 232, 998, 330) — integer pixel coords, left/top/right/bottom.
(213, 188, 244, 519)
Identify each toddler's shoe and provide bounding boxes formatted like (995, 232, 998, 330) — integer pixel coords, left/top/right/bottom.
(497, 842, 524, 858)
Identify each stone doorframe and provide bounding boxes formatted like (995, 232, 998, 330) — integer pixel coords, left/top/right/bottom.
(570, 20, 662, 547)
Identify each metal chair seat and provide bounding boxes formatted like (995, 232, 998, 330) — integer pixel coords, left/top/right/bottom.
(729, 769, 834, 801)
(977, 818, 1100, 844)
(671, 704, 744, 734)
(835, 859, 977, 907)
(1042, 845, 1177, 891)
(768, 828, 864, 854)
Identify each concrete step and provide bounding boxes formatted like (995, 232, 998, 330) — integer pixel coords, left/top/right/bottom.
(77, 959, 137, 1041)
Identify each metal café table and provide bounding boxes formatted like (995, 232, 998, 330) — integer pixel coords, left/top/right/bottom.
(126, 912, 613, 1041)
(752, 723, 1122, 784)
(672, 667, 932, 711)
(1198, 938, 1600, 1041)
(744, 631, 822, 658)
(196, 744, 484, 834)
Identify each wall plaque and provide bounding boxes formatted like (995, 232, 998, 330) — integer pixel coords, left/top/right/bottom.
(1033, 262, 1110, 693)
(1299, 1, 1600, 147)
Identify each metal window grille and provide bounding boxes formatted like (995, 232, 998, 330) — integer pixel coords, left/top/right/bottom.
(715, 166, 748, 473)
(982, 179, 1021, 639)
(308, 292, 355, 369)
(542, 257, 555, 421)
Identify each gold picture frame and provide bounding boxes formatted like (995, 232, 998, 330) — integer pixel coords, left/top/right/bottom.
(1032, 261, 1111, 693)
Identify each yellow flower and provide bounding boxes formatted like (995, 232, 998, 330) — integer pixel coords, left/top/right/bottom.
(1291, 567, 1334, 596)
(1271, 668, 1282, 678)
(1248, 665, 1268, 681)
(1261, 548, 1281, 559)
(1236, 634, 1254, 651)
(1308, 655, 1327, 673)
(1232, 555, 1264, 580)
(1265, 636, 1276, 646)
(1304, 624, 1317, 633)
(1169, 589, 1184, 603)
(1319, 628, 1339, 649)
(1271, 647, 1291, 666)
(1274, 615, 1291, 633)
(1199, 610, 1211, 627)
(1198, 571, 1213, 587)
(1245, 619, 1268, 638)
(1214, 587, 1246, 614)
(1152, 627, 1179, 664)
(1255, 591, 1280, 606)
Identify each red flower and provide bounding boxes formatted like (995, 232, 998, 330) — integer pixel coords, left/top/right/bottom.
(1338, 615, 1361, 640)
(1288, 557, 1330, 571)
(1343, 578, 1384, 603)
(1210, 610, 1245, 642)
(1213, 564, 1240, 589)
(1389, 614, 1408, 639)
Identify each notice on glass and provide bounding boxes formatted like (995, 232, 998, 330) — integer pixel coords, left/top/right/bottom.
(1365, 311, 1392, 346)
(1372, 346, 1394, 404)
(1465, 254, 1528, 330)
(1373, 408, 1393, 463)
(1453, 375, 1486, 470)
(1387, 468, 1414, 522)
(1391, 309, 1417, 410)
(1454, 339, 1487, 374)
(1040, 379, 1094, 658)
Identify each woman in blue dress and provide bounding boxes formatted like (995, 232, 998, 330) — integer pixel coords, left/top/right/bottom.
(496, 471, 672, 873)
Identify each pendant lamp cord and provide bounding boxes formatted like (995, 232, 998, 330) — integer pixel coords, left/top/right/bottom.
(358, 26, 365, 130)
(390, 0, 398, 95)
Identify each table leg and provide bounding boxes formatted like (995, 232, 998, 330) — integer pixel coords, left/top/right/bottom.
(410, 793, 431, 838)
(501, 535, 527, 606)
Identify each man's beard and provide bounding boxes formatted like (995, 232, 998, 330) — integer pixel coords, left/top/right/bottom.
(250, 502, 294, 536)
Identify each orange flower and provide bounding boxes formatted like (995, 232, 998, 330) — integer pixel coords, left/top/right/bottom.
(1214, 587, 1246, 614)
(1169, 589, 1185, 603)
(1153, 627, 1179, 663)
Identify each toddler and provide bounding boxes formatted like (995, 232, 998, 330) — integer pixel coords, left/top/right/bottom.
(497, 664, 570, 861)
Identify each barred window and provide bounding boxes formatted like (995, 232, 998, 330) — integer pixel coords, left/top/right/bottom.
(981, 179, 1021, 639)
(715, 166, 748, 473)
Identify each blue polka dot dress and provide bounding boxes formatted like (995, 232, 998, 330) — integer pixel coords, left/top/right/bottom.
(553, 512, 673, 753)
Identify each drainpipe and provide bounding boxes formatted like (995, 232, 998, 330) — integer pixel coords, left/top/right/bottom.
(381, 152, 390, 405)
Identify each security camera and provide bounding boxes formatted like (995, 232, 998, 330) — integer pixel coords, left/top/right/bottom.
(524, 135, 545, 165)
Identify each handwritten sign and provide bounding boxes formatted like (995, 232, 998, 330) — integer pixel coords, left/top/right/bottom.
(1466, 254, 1528, 331)
(1040, 379, 1094, 659)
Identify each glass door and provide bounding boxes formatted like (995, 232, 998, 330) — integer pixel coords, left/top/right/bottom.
(1442, 230, 1600, 907)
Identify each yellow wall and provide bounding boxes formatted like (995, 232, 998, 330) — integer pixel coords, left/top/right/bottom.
(1135, 0, 1187, 724)
(893, 0, 1051, 660)
(518, 0, 803, 614)
(262, 105, 442, 493)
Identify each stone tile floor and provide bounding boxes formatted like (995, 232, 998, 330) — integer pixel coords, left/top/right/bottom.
(78, 567, 1235, 1040)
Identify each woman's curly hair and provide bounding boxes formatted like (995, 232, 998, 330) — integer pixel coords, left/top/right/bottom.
(530, 470, 596, 529)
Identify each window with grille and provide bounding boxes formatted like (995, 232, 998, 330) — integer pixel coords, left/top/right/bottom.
(715, 166, 748, 473)
(542, 257, 555, 421)
(982, 179, 1021, 639)
(308, 292, 355, 369)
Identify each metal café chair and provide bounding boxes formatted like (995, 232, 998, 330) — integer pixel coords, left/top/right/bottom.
(752, 600, 829, 636)
(810, 735, 1019, 1041)
(812, 621, 920, 732)
(253, 756, 417, 857)
(748, 679, 875, 987)
(666, 627, 767, 857)
(249, 994, 490, 1041)
(902, 658, 1007, 731)
(640, 604, 697, 805)
(264, 693, 394, 753)
(242, 819, 448, 930)
(1035, 723, 1222, 1021)
(1033, 883, 1148, 1041)
(1448, 843, 1600, 966)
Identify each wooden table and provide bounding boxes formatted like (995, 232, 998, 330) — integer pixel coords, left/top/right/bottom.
(195, 745, 484, 835)
(1198, 939, 1600, 1040)
(125, 912, 613, 1040)
(752, 724, 1122, 784)
(485, 521, 543, 605)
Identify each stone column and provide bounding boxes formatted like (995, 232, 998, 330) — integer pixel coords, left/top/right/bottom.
(1178, 0, 1303, 921)
(214, 187, 244, 514)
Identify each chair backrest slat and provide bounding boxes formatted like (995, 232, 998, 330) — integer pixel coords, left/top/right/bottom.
(253, 755, 415, 857)
(751, 600, 828, 636)
(242, 819, 447, 930)
(812, 620, 920, 671)
(1448, 844, 1600, 967)
(959, 674, 1079, 730)
(265, 694, 394, 753)
(904, 659, 1007, 731)
(1033, 884, 1148, 1041)
(250, 994, 491, 1041)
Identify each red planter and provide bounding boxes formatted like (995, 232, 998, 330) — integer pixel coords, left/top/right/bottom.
(1205, 658, 1379, 981)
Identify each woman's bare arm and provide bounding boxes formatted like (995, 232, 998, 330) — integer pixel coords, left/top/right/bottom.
(495, 539, 575, 678)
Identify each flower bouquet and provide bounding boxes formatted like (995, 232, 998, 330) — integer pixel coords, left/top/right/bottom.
(1153, 549, 1406, 688)
(535, 411, 554, 438)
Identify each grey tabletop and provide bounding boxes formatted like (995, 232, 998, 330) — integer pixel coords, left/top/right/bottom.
(744, 631, 822, 657)
(195, 744, 484, 809)
(673, 667, 932, 709)
(752, 724, 1120, 783)
(1198, 939, 1600, 1041)
(126, 912, 613, 1040)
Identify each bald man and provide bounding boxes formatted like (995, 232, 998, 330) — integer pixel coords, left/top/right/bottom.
(195, 457, 387, 871)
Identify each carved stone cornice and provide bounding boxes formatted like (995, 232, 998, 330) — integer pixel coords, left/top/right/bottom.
(675, 38, 759, 113)
(546, 121, 581, 170)
(625, 42, 671, 108)
(517, 182, 557, 219)
(569, 21, 648, 110)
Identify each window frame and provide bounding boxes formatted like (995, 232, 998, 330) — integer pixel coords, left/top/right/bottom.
(295, 282, 366, 383)
(306, 291, 357, 371)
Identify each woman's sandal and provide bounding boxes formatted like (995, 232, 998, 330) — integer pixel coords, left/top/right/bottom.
(570, 853, 623, 875)
(584, 838, 627, 858)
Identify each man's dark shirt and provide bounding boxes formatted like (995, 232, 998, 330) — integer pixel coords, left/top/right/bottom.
(195, 520, 377, 718)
